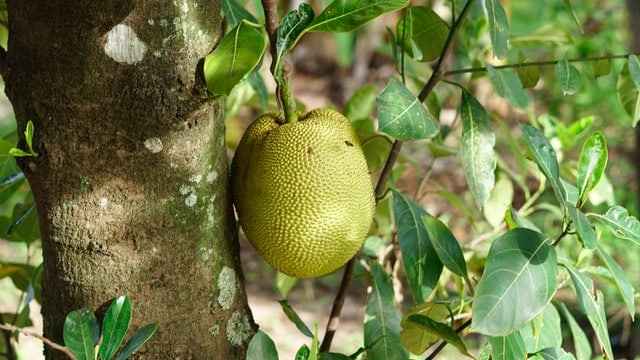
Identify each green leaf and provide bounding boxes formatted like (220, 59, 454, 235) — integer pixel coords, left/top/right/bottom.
(562, 264, 613, 360)
(486, 65, 529, 108)
(407, 315, 472, 358)
(345, 84, 378, 121)
(472, 228, 557, 336)
(24, 121, 34, 153)
(484, 173, 514, 228)
(8, 148, 33, 157)
(595, 245, 635, 319)
(362, 134, 393, 172)
(296, 345, 311, 360)
(364, 262, 408, 360)
(203, 20, 268, 96)
(531, 348, 576, 360)
(505, 207, 540, 232)
(308, 0, 409, 33)
(592, 58, 611, 78)
(278, 300, 313, 338)
(516, 64, 541, 89)
(276, 272, 298, 297)
(460, 90, 496, 209)
(593, 205, 640, 246)
(248, 71, 269, 110)
(562, 0, 583, 33)
(489, 332, 526, 360)
(567, 205, 597, 249)
(558, 304, 592, 360)
(396, 7, 449, 62)
(273, 4, 315, 77)
(114, 324, 158, 360)
(222, 0, 257, 28)
(246, 330, 278, 360)
(400, 302, 450, 355)
(99, 296, 132, 360)
(519, 303, 562, 353)
(376, 78, 439, 140)
(576, 132, 607, 203)
(319, 352, 351, 360)
(483, 0, 510, 59)
(617, 64, 640, 127)
(555, 58, 582, 96)
(521, 125, 566, 206)
(63, 309, 100, 360)
(628, 55, 640, 89)
(392, 190, 443, 303)
(422, 214, 467, 279)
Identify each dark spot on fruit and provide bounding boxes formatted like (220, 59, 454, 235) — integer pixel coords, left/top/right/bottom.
(344, 141, 354, 147)
(307, 147, 314, 154)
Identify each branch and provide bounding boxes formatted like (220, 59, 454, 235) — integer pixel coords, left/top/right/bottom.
(319, 0, 476, 352)
(261, 0, 279, 46)
(0, 323, 76, 360)
(445, 53, 638, 76)
(424, 319, 472, 360)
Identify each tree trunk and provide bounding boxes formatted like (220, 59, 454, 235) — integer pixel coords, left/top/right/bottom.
(4, 1, 254, 358)
(628, 0, 640, 209)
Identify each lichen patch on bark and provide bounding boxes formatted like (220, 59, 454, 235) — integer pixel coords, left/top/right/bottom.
(217, 266, 237, 310)
(104, 24, 147, 64)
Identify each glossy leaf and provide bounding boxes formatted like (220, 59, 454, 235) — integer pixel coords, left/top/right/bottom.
(422, 214, 467, 278)
(472, 228, 557, 336)
(345, 84, 378, 121)
(222, 0, 257, 28)
(489, 332, 526, 360)
(576, 132, 607, 203)
(114, 324, 158, 360)
(308, 0, 409, 33)
(392, 190, 443, 303)
(595, 245, 635, 319)
(279, 300, 313, 338)
(519, 303, 562, 353)
(617, 64, 640, 127)
(203, 20, 268, 96)
(99, 296, 132, 360)
(593, 205, 640, 246)
(397, 7, 449, 62)
(555, 58, 582, 96)
(296, 345, 311, 360)
(273, 4, 315, 77)
(63, 309, 99, 360)
(629, 55, 640, 89)
(484, 173, 514, 228)
(460, 90, 496, 209)
(558, 304, 592, 360)
(563, 264, 613, 360)
(247, 330, 279, 360)
(364, 262, 408, 360)
(567, 205, 597, 249)
(521, 125, 566, 205)
(319, 353, 351, 360)
(407, 315, 472, 357)
(487, 65, 529, 108)
(377, 78, 439, 140)
(483, 0, 509, 59)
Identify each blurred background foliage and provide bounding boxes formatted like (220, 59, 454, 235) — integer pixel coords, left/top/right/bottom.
(1, 0, 640, 358)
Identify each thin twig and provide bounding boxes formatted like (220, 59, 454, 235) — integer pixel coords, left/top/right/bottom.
(0, 323, 76, 360)
(319, 0, 477, 352)
(445, 53, 638, 76)
(261, 0, 278, 46)
(424, 319, 472, 360)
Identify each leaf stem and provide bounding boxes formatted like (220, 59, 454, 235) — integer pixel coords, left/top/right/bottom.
(0, 323, 76, 360)
(445, 53, 639, 76)
(319, 0, 476, 352)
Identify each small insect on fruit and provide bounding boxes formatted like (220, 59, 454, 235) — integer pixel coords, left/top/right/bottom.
(231, 108, 375, 278)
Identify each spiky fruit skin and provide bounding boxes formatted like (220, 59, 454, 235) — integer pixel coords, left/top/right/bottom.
(231, 109, 375, 278)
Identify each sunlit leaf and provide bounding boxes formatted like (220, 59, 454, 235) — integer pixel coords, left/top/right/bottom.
(99, 296, 132, 360)
(576, 132, 607, 203)
(407, 315, 472, 357)
(114, 324, 158, 360)
(345, 84, 378, 121)
(204, 20, 268, 96)
(484, 173, 514, 228)
(592, 205, 640, 246)
(273, 4, 315, 77)
(521, 125, 566, 206)
(222, 0, 257, 28)
(276, 272, 298, 298)
(400, 302, 449, 355)
(483, 0, 510, 59)
(308, 0, 409, 33)
(472, 228, 557, 336)
(617, 64, 640, 127)
(460, 90, 496, 209)
(63, 309, 99, 360)
(377, 78, 439, 140)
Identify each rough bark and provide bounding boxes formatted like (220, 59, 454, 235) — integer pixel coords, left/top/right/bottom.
(4, 1, 254, 358)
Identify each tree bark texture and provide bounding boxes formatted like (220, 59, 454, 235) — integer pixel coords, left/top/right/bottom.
(4, 1, 254, 358)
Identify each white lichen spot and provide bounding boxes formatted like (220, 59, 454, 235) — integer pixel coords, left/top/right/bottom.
(185, 193, 197, 207)
(206, 170, 218, 184)
(147, 19, 155, 25)
(190, 174, 202, 184)
(144, 137, 163, 153)
(217, 266, 236, 310)
(104, 24, 147, 64)
(179, 184, 194, 195)
(153, 50, 162, 58)
(226, 312, 252, 346)
(152, 246, 158, 253)
(99, 198, 109, 209)
(209, 324, 220, 336)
